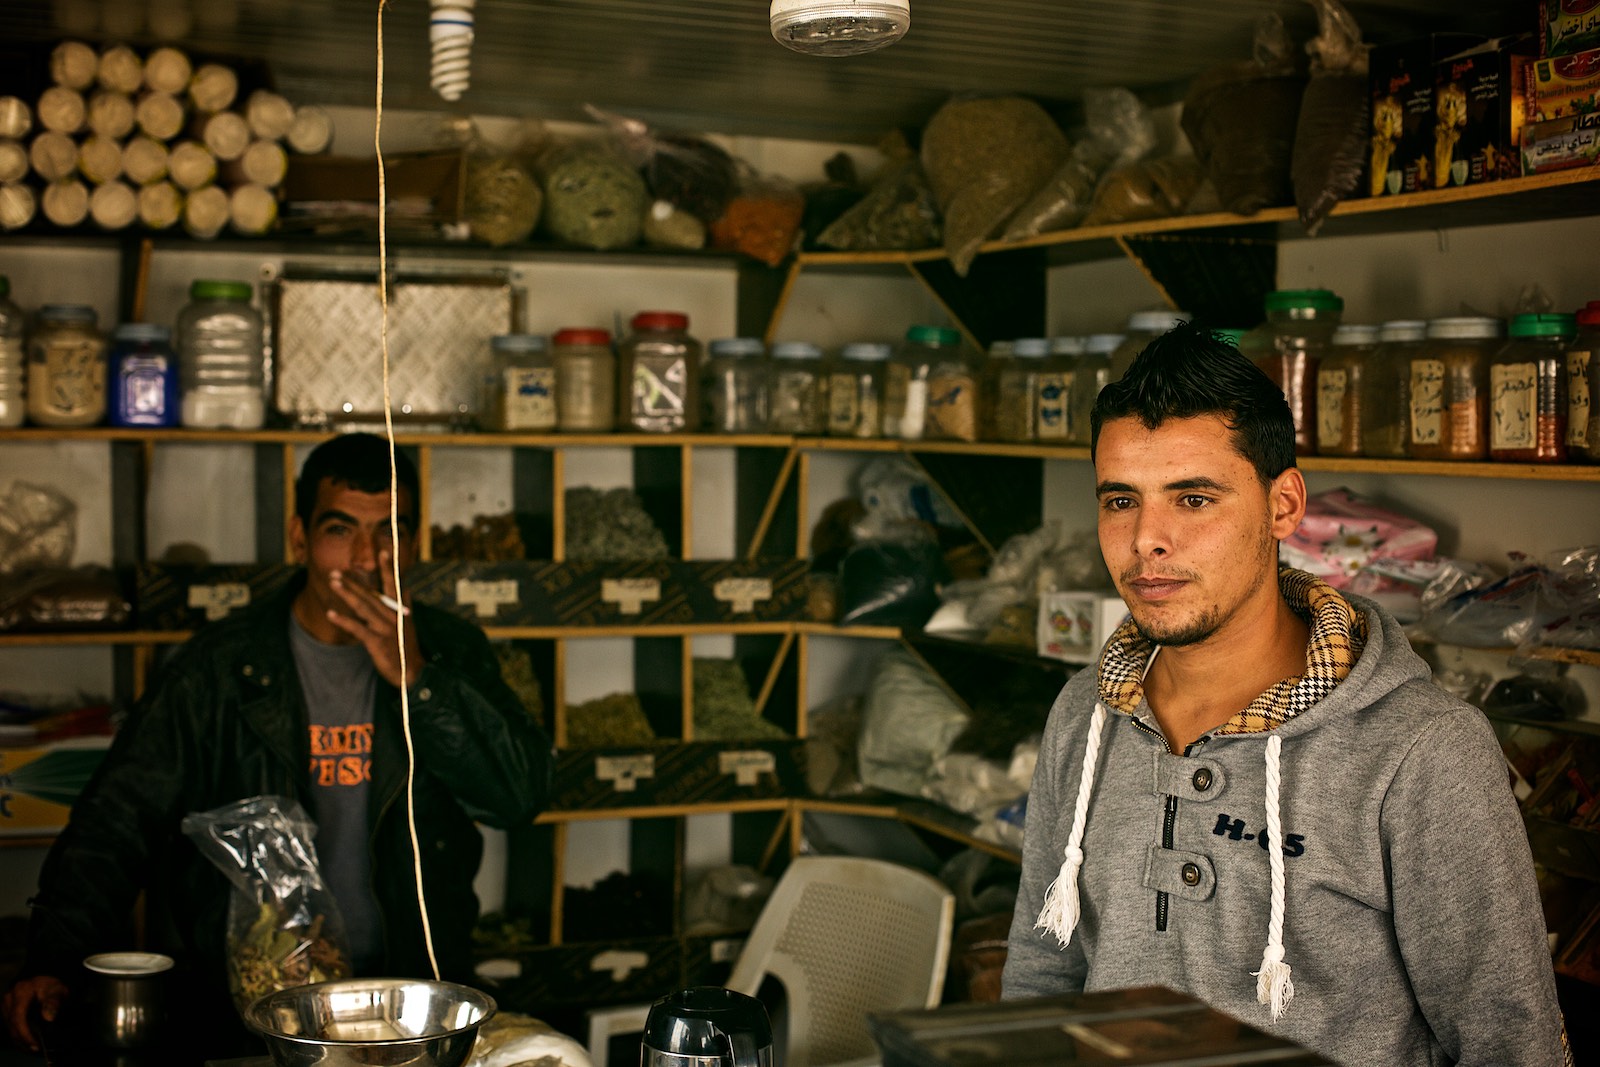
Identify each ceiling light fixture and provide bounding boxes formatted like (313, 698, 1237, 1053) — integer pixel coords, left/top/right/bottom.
(770, 0, 910, 57)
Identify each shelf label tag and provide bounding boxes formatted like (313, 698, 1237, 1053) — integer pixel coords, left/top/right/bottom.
(188, 582, 250, 620)
(602, 577, 660, 614)
(456, 578, 519, 618)
(596, 754, 656, 792)
(589, 949, 650, 982)
(719, 749, 775, 786)
(713, 577, 772, 613)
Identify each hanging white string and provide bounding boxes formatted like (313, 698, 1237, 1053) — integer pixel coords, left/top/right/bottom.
(375, 0, 439, 981)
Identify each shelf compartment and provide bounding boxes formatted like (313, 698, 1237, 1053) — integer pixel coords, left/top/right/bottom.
(547, 740, 806, 812)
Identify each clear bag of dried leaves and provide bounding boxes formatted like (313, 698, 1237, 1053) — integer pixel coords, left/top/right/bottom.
(180, 796, 351, 1013)
(816, 132, 940, 252)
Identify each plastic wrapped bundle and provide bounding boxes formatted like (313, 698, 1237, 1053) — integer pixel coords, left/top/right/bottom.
(1291, 0, 1372, 235)
(539, 143, 646, 250)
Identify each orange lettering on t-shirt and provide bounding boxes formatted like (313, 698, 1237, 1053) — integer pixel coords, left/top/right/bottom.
(308, 723, 374, 788)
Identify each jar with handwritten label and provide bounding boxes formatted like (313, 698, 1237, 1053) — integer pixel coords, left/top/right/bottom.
(27, 304, 106, 426)
(1066, 333, 1122, 446)
(619, 310, 699, 433)
(827, 341, 889, 438)
(1566, 301, 1600, 463)
(552, 327, 614, 432)
(1316, 323, 1378, 456)
(702, 337, 768, 432)
(1408, 316, 1501, 461)
(1036, 336, 1081, 443)
(766, 341, 826, 434)
(1359, 320, 1426, 458)
(1490, 313, 1572, 463)
(485, 333, 556, 432)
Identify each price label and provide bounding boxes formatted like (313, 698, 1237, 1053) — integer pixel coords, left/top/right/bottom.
(713, 577, 772, 613)
(456, 578, 519, 618)
(596, 754, 656, 792)
(188, 582, 250, 620)
(718, 749, 776, 786)
(602, 577, 660, 615)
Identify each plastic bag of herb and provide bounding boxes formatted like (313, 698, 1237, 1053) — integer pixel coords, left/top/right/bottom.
(538, 141, 647, 251)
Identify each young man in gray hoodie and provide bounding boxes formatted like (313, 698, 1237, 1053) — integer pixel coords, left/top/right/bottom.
(1002, 324, 1568, 1065)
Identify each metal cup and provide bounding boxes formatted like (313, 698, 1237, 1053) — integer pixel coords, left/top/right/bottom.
(83, 951, 173, 1050)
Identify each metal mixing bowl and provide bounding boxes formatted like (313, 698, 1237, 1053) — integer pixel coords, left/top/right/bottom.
(244, 978, 495, 1067)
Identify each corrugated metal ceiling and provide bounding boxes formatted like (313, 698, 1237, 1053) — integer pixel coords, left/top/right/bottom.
(2, 0, 1523, 142)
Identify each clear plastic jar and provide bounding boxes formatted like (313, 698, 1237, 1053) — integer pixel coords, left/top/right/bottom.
(767, 341, 826, 434)
(1109, 309, 1188, 381)
(991, 337, 1047, 442)
(978, 339, 1015, 441)
(702, 337, 768, 432)
(1316, 323, 1378, 456)
(485, 333, 555, 432)
(619, 310, 699, 433)
(108, 322, 179, 427)
(925, 332, 981, 442)
(1036, 336, 1082, 443)
(1242, 289, 1343, 456)
(0, 275, 23, 427)
(1565, 301, 1600, 463)
(884, 325, 962, 440)
(551, 327, 614, 432)
(1490, 313, 1572, 464)
(177, 279, 264, 429)
(1066, 333, 1122, 447)
(1359, 320, 1426, 458)
(827, 342, 890, 438)
(27, 304, 105, 427)
(1409, 316, 1503, 461)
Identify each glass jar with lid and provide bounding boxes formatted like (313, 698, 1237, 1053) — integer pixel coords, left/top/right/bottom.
(0, 275, 23, 427)
(767, 341, 826, 434)
(1409, 316, 1503, 461)
(1490, 313, 1573, 463)
(1066, 333, 1122, 446)
(1359, 320, 1426, 458)
(828, 342, 890, 438)
(177, 279, 265, 429)
(992, 338, 1047, 442)
(1109, 310, 1188, 381)
(925, 332, 981, 441)
(1316, 323, 1379, 456)
(619, 310, 700, 433)
(885, 325, 961, 440)
(1565, 301, 1600, 463)
(108, 322, 179, 427)
(551, 327, 614, 432)
(1241, 288, 1344, 456)
(978, 339, 1015, 441)
(702, 337, 768, 433)
(27, 304, 106, 427)
(1036, 336, 1082, 443)
(484, 333, 556, 432)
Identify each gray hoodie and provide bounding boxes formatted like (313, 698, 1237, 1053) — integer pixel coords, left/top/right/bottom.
(1002, 583, 1566, 1066)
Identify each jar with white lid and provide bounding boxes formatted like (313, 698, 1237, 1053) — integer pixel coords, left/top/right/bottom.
(827, 342, 890, 438)
(1490, 313, 1572, 464)
(1359, 320, 1426, 458)
(702, 337, 768, 432)
(1109, 309, 1189, 381)
(991, 337, 1047, 442)
(27, 303, 105, 426)
(551, 327, 614, 432)
(485, 333, 555, 432)
(1316, 323, 1379, 456)
(1036, 336, 1082, 443)
(1409, 316, 1503, 461)
(767, 341, 826, 434)
(1066, 333, 1122, 446)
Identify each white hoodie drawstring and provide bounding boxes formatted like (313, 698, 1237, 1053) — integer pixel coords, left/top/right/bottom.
(1253, 732, 1295, 1020)
(1035, 702, 1107, 947)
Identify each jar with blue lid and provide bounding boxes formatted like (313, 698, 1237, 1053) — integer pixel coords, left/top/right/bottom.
(766, 340, 825, 434)
(828, 342, 890, 438)
(702, 337, 768, 432)
(484, 333, 555, 431)
(109, 322, 179, 427)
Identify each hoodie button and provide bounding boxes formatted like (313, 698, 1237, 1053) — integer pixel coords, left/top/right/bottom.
(1181, 862, 1202, 886)
(1191, 767, 1213, 792)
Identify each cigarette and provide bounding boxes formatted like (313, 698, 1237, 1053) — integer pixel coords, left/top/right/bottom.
(377, 593, 411, 617)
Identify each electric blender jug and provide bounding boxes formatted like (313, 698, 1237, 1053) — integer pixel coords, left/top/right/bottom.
(641, 986, 775, 1067)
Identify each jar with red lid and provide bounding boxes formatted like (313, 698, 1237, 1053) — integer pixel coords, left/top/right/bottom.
(618, 310, 700, 433)
(552, 327, 614, 432)
(1567, 301, 1600, 463)
(1490, 313, 1572, 463)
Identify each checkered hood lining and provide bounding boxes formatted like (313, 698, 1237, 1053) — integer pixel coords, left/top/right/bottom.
(1096, 567, 1367, 735)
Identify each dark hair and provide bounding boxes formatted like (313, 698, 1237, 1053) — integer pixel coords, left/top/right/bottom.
(1090, 322, 1297, 484)
(294, 433, 420, 528)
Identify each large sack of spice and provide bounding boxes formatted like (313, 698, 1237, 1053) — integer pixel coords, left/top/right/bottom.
(921, 96, 1069, 275)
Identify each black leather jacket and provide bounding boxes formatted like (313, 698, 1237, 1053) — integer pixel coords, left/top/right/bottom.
(23, 575, 551, 1034)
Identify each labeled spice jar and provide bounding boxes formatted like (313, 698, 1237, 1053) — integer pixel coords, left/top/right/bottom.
(1490, 313, 1572, 463)
(827, 342, 890, 438)
(619, 310, 699, 433)
(1109, 310, 1188, 381)
(766, 341, 826, 434)
(885, 325, 962, 440)
(1066, 333, 1122, 446)
(1316, 323, 1378, 456)
(0, 275, 23, 427)
(1566, 301, 1600, 463)
(924, 332, 981, 441)
(484, 333, 556, 432)
(702, 337, 768, 432)
(991, 337, 1048, 442)
(1409, 316, 1502, 461)
(551, 327, 614, 432)
(1036, 336, 1082, 443)
(1359, 320, 1426, 458)
(27, 303, 105, 426)
(108, 322, 179, 427)
(1242, 289, 1343, 455)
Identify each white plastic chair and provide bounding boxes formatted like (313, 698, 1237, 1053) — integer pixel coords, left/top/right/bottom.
(725, 855, 955, 1067)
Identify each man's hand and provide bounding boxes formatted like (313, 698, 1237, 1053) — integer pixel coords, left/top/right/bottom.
(3, 975, 67, 1052)
(326, 552, 423, 689)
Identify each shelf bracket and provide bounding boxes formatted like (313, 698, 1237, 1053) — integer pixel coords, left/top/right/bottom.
(1117, 232, 1278, 329)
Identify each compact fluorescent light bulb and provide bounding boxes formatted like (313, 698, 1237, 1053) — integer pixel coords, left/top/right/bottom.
(770, 0, 910, 57)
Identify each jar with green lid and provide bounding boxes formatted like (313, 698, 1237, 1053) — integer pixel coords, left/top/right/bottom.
(1490, 313, 1573, 463)
(1316, 323, 1379, 456)
(618, 310, 699, 433)
(1359, 320, 1426, 458)
(1036, 336, 1082, 443)
(1409, 316, 1502, 461)
(991, 337, 1047, 442)
(27, 303, 105, 426)
(484, 333, 555, 432)
(885, 325, 963, 440)
(1109, 310, 1188, 381)
(552, 327, 614, 432)
(0, 275, 22, 427)
(828, 342, 890, 438)
(177, 278, 264, 429)
(1566, 301, 1600, 463)
(1066, 333, 1122, 446)
(1240, 288, 1344, 456)
(767, 341, 826, 434)
(702, 337, 768, 432)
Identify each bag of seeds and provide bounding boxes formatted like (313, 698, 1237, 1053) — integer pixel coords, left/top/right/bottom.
(181, 796, 351, 1013)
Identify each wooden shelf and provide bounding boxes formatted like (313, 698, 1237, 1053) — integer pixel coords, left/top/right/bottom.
(537, 798, 790, 823)
(799, 797, 1021, 864)
(0, 630, 186, 647)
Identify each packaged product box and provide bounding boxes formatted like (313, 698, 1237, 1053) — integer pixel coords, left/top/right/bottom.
(0, 738, 110, 835)
(1036, 591, 1127, 664)
(1521, 111, 1600, 173)
(1528, 46, 1600, 120)
(1366, 33, 1485, 196)
(1432, 36, 1536, 188)
(1540, 0, 1600, 57)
